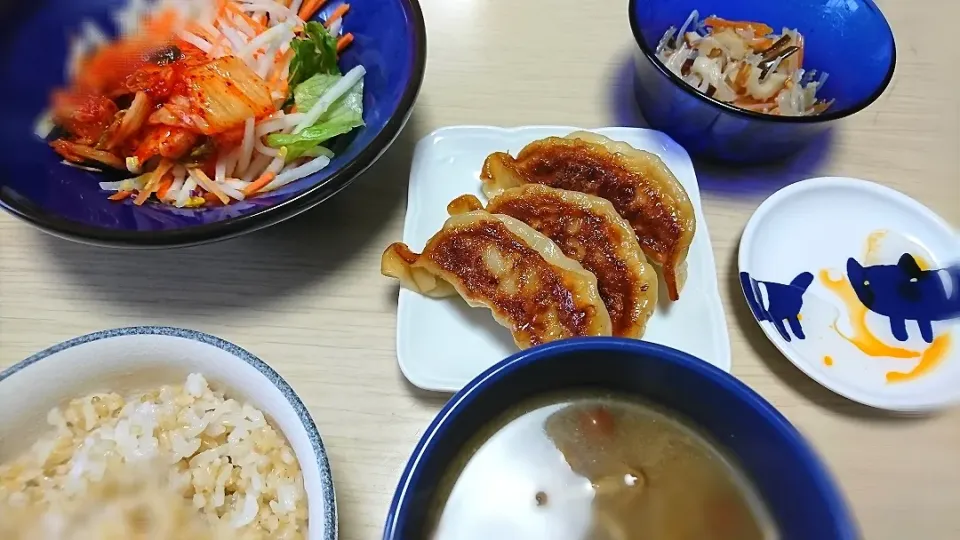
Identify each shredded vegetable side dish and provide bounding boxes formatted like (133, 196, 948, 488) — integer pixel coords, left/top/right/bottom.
(656, 11, 833, 116)
(38, 0, 364, 208)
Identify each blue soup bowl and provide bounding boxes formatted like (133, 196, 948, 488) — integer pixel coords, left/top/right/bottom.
(384, 338, 858, 540)
(629, 0, 896, 163)
(0, 0, 425, 247)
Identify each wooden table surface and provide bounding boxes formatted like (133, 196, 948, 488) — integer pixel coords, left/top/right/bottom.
(2, 0, 959, 538)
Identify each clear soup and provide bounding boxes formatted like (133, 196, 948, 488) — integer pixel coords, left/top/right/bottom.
(429, 391, 778, 540)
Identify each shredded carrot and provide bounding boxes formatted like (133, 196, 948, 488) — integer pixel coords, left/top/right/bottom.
(187, 22, 218, 42)
(155, 175, 174, 200)
(299, 0, 328, 21)
(243, 172, 277, 196)
(108, 190, 133, 201)
(227, 3, 266, 33)
(704, 16, 773, 37)
(134, 160, 174, 206)
(133, 188, 152, 206)
(337, 33, 354, 53)
(748, 37, 775, 51)
(191, 169, 231, 204)
(325, 4, 350, 28)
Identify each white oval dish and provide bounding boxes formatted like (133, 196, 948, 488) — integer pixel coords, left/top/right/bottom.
(395, 126, 731, 392)
(0, 326, 337, 539)
(739, 177, 960, 412)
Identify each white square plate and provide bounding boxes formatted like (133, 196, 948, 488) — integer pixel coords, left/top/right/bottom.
(395, 126, 731, 392)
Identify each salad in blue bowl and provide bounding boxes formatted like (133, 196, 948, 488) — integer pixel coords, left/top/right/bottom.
(629, 0, 896, 163)
(0, 0, 425, 247)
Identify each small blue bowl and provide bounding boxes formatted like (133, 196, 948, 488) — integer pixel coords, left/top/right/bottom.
(629, 0, 896, 163)
(384, 338, 858, 540)
(0, 0, 425, 247)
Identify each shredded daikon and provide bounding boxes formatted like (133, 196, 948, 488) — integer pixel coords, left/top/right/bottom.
(242, 153, 274, 182)
(256, 113, 306, 136)
(263, 155, 331, 191)
(175, 177, 197, 208)
(33, 110, 55, 139)
(656, 11, 830, 116)
(236, 117, 256, 177)
(327, 18, 342, 38)
(178, 30, 214, 54)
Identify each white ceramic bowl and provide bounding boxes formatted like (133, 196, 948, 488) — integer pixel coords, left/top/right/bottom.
(0, 326, 337, 539)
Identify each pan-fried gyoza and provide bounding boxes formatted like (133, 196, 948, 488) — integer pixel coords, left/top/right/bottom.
(448, 185, 657, 339)
(381, 210, 612, 348)
(480, 131, 696, 301)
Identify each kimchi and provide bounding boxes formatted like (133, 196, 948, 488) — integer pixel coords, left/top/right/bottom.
(42, 0, 365, 208)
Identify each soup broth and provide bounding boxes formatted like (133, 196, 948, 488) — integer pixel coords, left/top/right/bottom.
(429, 391, 778, 540)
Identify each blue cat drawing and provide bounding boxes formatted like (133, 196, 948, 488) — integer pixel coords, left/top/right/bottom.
(847, 253, 960, 343)
(740, 272, 814, 342)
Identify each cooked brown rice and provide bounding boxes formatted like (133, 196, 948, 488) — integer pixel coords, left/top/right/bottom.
(0, 374, 307, 539)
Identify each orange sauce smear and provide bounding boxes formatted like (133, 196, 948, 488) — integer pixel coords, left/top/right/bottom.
(887, 334, 952, 384)
(913, 254, 932, 270)
(818, 270, 921, 359)
(864, 230, 886, 262)
(820, 231, 950, 383)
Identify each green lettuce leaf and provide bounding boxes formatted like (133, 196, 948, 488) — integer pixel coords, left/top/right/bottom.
(302, 146, 334, 158)
(287, 22, 339, 89)
(267, 76, 364, 161)
(292, 73, 341, 111)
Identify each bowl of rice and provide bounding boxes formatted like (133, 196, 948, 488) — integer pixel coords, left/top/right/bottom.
(0, 326, 335, 540)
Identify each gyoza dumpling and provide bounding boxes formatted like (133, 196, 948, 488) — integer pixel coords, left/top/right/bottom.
(480, 131, 696, 301)
(381, 210, 612, 348)
(448, 185, 658, 339)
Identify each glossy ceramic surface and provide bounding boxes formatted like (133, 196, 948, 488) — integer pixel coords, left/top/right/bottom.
(384, 338, 858, 540)
(395, 126, 730, 392)
(0, 326, 337, 540)
(629, 0, 896, 163)
(0, 0, 426, 247)
(739, 177, 960, 412)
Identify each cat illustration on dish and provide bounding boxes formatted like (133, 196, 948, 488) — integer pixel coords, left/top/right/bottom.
(740, 272, 814, 342)
(847, 253, 960, 343)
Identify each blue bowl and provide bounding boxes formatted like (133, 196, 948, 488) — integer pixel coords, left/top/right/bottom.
(0, 0, 426, 247)
(629, 0, 896, 163)
(384, 338, 858, 540)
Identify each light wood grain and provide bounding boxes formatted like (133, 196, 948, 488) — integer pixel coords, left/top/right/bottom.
(2, 0, 959, 538)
